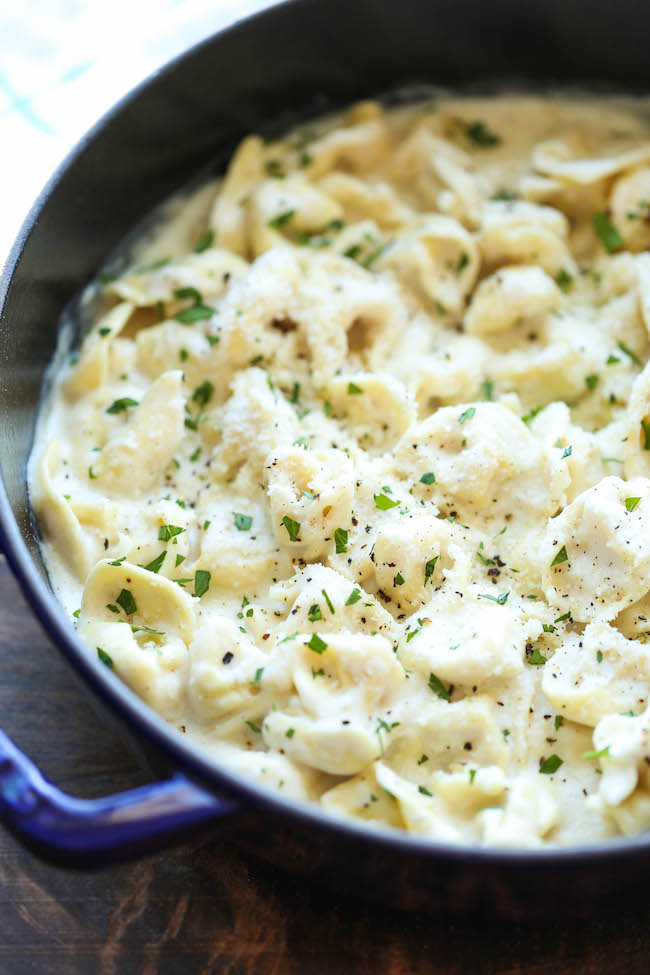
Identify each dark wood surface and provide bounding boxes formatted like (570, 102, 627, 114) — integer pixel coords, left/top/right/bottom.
(1, 554, 650, 974)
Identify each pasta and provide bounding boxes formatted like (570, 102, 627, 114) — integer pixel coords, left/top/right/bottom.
(30, 93, 650, 847)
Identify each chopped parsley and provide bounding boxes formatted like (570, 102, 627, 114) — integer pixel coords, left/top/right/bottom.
(252, 667, 264, 686)
(458, 406, 475, 424)
(554, 715, 564, 731)
(346, 588, 362, 606)
(417, 754, 429, 765)
(554, 612, 572, 623)
(482, 379, 494, 401)
(479, 591, 509, 605)
(464, 119, 501, 147)
(551, 545, 568, 567)
(194, 229, 215, 253)
(97, 647, 114, 669)
(374, 493, 401, 510)
(106, 397, 138, 415)
(583, 746, 610, 761)
(334, 527, 348, 553)
(158, 524, 185, 542)
(193, 570, 211, 598)
(418, 785, 433, 797)
(142, 550, 166, 574)
(428, 672, 451, 701)
(177, 304, 215, 323)
(308, 603, 323, 623)
(406, 621, 423, 643)
(593, 211, 623, 253)
(522, 405, 543, 425)
(245, 721, 262, 734)
(424, 556, 439, 585)
(528, 647, 547, 666)
(116, 589, 137, 615)
(234, 512, 253, 531)
(268, 209, 295, 230)
(282, 515, 300, 542)
(347, 382, 363, 395)
(322, 589, 335, 614)
(539, 754, 563, 775)
(286, 727, 295, 739)
(617, 341, 642, 366)
(585, 374, 599, 390)
(625, 497, 641, 512)
(419, 472, 436, 485)
(642, 418, 650, 450)
(307, 634, 327, 654)
(555, 268, 573, 293)
(394, 572, 405, 586)
(192, 380, 215, 408)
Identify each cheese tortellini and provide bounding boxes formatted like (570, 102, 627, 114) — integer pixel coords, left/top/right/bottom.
(30, 93, 650, 849)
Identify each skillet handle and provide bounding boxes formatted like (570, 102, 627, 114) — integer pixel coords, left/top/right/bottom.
(0, 727, 238, 867)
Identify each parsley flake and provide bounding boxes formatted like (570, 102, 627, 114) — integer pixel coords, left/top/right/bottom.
(97, 647, 114, 669)
(194, 570, 211, 598)
(420, 472, 436, 485)
(268, 209, 295, 230)
(593, 211, 623, 253)
(234, 512, 253, 531)
(142, 551, 166, 574)
(617, 341, 642, 366)
(458, 406, 475, 424)
(194, 229, 215, 253)
(583, 746, 610, 760)
(539, 754, 563, 775)
(334, 527, 348, 553)
(106, 397, 138, 415)
(551, 546, 568, 567)
(308, 603, 323, 623)
(528, 648, 547, 666)
(625, 497, 641, 512)
(116, 589, 137, 615)
(282, 516, 300, 542)
(374, 493, 401, 510)
(424, 556, 439, 585)
(158, 524, 185, 542)
(479, 591, 509, 605)
(346, 588, 362, 606)
(307, 634, 327, 654)
(428, 672, 451, 701)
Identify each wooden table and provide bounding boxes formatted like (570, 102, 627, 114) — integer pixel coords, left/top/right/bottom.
(1, 554, 649, 974)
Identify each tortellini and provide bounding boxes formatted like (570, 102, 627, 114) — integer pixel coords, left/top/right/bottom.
(31, 94, 650, 849)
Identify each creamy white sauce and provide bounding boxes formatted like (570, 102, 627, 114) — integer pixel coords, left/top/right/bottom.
(29, 94, 650, 847)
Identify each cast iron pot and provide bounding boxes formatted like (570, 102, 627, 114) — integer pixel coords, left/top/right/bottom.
(2, 0, 650, 919)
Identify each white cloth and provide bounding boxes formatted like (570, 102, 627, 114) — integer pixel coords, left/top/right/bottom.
(0, 0, 274, 264)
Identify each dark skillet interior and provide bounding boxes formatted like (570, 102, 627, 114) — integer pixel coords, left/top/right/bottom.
(3, 0, 650, 917)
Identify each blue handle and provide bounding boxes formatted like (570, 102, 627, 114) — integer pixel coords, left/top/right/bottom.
(0, 728, 238, 866)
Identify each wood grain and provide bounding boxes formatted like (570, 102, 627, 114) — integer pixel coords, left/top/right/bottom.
(1, 553, 649, 975)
